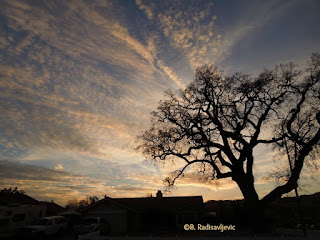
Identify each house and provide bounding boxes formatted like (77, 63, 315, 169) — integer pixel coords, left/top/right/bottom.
(40, 200, 66, 216)
(79, 190, 204, 234)
(264, 192, 320, 227)
(203, 192, 320, 229)
(0, 190, 46, 236)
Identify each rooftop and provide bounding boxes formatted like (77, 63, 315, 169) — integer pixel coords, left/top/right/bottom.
(80, 191, 204, 213)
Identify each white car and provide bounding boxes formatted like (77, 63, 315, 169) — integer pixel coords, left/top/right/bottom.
(25, 216, 68, 236)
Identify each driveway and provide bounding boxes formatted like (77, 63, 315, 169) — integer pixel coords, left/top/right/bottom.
(46, 230, 75, 240)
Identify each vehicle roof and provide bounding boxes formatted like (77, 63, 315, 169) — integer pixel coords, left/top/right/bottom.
(39, 216, 65, 219)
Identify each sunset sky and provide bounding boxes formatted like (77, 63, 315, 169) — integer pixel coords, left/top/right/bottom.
(1, 0, 320, 206)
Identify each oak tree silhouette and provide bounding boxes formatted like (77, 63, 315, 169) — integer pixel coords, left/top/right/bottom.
(136, 53, 320, 232)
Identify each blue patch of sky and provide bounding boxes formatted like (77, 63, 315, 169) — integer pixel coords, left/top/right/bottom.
(120, 0, 147, 31)
(0, 147, 30, 160)
(97, 61, 136, 87)
(211, 0, 246, 26)
(230, 1, 320, 67)
(0, 11, 9, 31)
(0, 95, 39, 123)
(215, 1, 319, 76)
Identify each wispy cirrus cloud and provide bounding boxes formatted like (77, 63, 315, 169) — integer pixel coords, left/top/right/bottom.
(0, 0, 165, 161)
(1, 0, 319, 204)
(135, 0, 154, 20)
(135, 1, 227, 70)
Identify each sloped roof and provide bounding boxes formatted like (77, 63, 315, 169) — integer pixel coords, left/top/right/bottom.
(115, 196, 203, 212)
(0, 191, 40, 206)
(40, 201, 66, 215)
(79, 195, 203, 213)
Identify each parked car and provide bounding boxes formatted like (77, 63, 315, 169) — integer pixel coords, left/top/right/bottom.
(58, 210, 83, 229)
(18, 216, 68, 238)
(16, 226, 45, 240)
(73, 217, 109, 239)
(78, 225, 100, 240)
(297, 222, 318, 230)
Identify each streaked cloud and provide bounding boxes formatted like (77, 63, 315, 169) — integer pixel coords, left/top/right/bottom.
(1, 0, 319, 204)
(157, 60, 185, 89)
(145, 1, 227, 69)
(136, 0, 154, 20)
(0, 160, 105, 204)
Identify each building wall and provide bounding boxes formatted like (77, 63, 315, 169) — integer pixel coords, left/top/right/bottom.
(0, 205, 46, 234)
(83, 200, 128, 234)
(127, 211, 140, 233)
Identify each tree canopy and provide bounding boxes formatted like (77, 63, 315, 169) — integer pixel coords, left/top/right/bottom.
(66, 195, 99, 210)
(1, 187, 25, 195)
(137, 53, 320, 207)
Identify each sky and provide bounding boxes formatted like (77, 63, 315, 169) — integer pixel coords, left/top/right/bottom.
(0, 0, 319, 206)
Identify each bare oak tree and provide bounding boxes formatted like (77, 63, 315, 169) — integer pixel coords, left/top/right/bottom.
(136, 53, 320, 229)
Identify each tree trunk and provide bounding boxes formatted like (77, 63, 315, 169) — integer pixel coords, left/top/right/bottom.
(234, 173, 266, 233)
